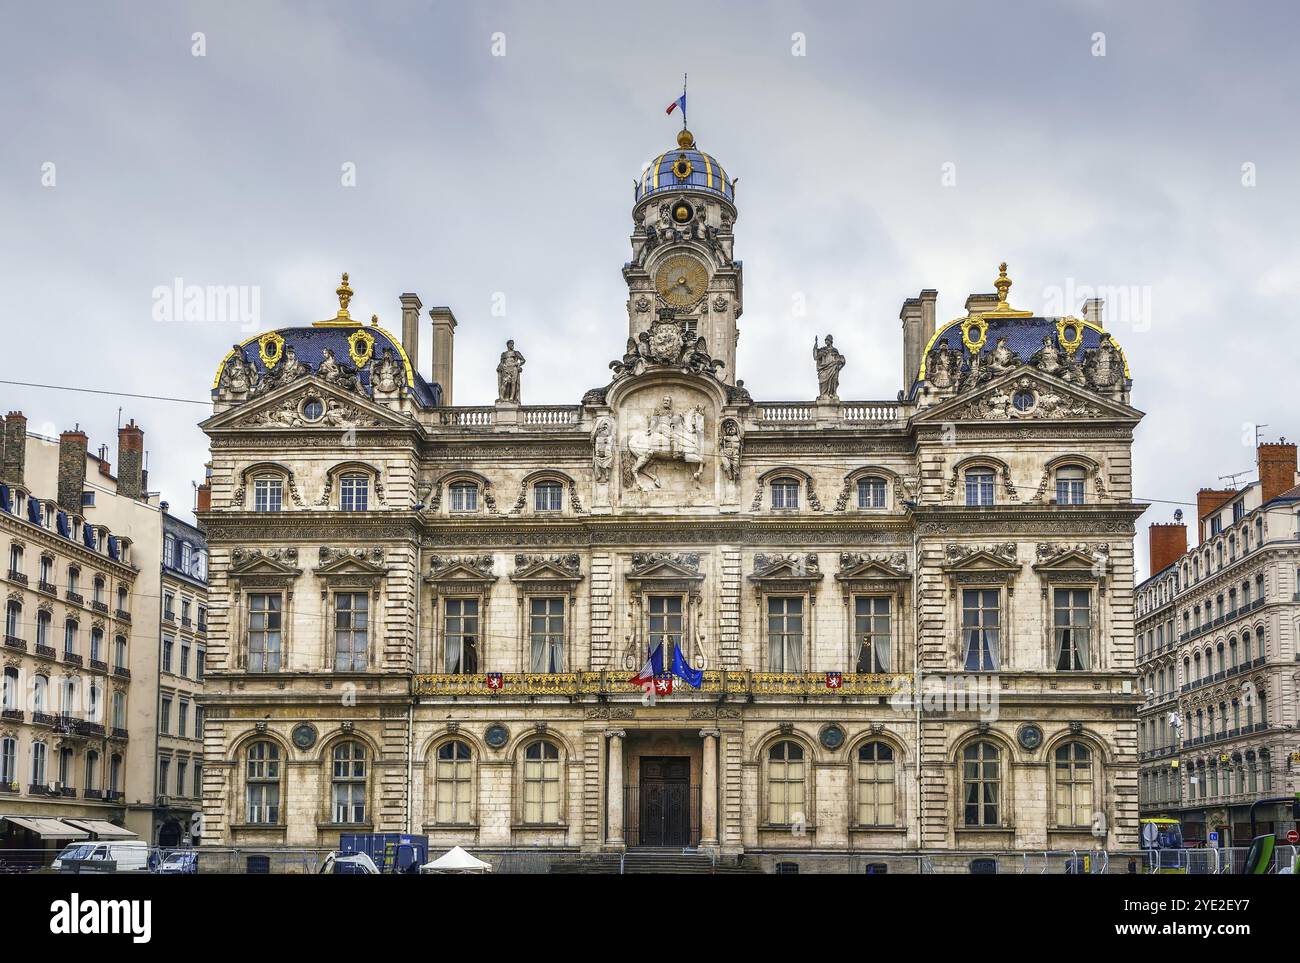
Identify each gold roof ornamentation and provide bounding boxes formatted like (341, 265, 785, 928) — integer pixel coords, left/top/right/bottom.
(986, 261, 1033, 318)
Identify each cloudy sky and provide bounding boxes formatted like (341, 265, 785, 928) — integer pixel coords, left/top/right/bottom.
(2, 0, 1297, 577)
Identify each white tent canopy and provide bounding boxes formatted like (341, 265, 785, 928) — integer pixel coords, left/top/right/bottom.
(420, 846, 494, 874)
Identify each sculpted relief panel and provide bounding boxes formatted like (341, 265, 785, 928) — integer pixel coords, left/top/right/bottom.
(613, 383, 720, 509)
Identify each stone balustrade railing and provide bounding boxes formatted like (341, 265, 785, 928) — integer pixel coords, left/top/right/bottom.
(428, 401, 902, 431)
(413, 670, 911, 697)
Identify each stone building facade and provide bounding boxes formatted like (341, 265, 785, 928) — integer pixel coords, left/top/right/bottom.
(0, 416, 165, 853)
(198, 126, 1145, 868)
(1136, 441, 1300, 846)
(154, 510, 208, 847)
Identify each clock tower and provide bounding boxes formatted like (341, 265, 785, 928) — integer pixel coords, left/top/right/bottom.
(624, 127, 742, 384)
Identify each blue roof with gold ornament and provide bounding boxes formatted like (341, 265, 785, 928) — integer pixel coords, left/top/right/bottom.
(915, 263, 1131, 394)
(211, 273, 442, 406)
(636, 129, 734, 204)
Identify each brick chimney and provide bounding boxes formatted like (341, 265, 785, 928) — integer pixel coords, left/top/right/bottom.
(1257, 440, 1298, 504)
(196, 462, 212, 513)
(1, 412, 26, 486)
(429, 306, 458, 406)
(1148, 522, 1188, 575)
(57, 429, 89, 512)
(1196, 488, 1236, 543)
(117, 420, 145, 500)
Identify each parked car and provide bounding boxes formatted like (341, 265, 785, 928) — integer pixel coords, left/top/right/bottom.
(51, 840, 151, 873)
(154, 850, 198, 875)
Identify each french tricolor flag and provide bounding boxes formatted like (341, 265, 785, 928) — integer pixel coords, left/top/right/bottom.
(666, 93, 686, 116)
(629, 643, 666, 687)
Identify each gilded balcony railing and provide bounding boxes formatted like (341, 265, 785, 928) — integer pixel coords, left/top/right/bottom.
(412, 670, 911, 698)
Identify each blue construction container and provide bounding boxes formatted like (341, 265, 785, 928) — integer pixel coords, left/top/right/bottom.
(338, 833, 429, 874)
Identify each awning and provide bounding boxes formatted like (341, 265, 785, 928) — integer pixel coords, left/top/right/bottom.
(63, 819, 137, 840)
(0, 816, 90, 840)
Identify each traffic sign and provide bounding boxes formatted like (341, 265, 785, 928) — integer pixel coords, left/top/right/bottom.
(1286, 829, 1299, 844)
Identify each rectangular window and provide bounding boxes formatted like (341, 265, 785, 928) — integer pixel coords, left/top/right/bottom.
(529, 597, 565, 673)
(961, 589, 1000, 671)
(253, 478, 282, 513)
(443, 598, 479, 674)
(159, 759, 170, 796)
(1056, 469, 1086, 505)
(160, 697, 172, 734)
(965, 470, 995, 507)
(163, 593, 175, 621)
(771, 481, 800, 510)
(766, 596, 803, 672)
(180, 643, 190, 677)
(247, 594, 282, 673)
(163, 535, 175, 567)
(340, 475, 369, 512)
(334, 593, 369, 672)
(854, 596, 891, 672)
(857, 477, 886, 509)
(178, 701, 189, 738)
(648, 595, 684, 667)
(1054, 589, 1091, 670)
(162, 638, 173, 673)
(176, 761, 188, 798)
(449, 484, 477, 512)
(534, 483, 563, 513)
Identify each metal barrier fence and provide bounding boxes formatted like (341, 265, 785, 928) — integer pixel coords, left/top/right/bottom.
(2, 844, 1296, 874)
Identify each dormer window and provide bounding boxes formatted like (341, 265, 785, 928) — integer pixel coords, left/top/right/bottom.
(964, 468, 995, 507)
(449, 482, 478, 513)
(856, 476, 887, 509)
(534, 481, 563, 513)
(163, 534, 175, 567)
(340, 473, 369, 512)
(1055, 466, 1087, 505)
(771, 478, 800, 510)
(181, 542, 193, 573)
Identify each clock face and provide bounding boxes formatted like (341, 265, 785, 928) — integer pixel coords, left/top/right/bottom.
(654, 254, 708, 309)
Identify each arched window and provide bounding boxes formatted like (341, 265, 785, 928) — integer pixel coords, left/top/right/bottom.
(961, 467, 993, 507)
(448, 481, 478, 513)
(339, 473, 369, 512)
(856, 742, 896, 826)
(245, 741, 281, 824)
(7, 543, 22, 577)
(2, 666, 17, 711)
(522, 740, 561, 824)
(771, 477, 800, 510)
(89, 627, 102, 664)
(331, 741, 367, 824)
(4, 600, 19, 640)
(85, 750, 99, 791)
(1055, 466, 1087, 505)
(856, 476, 887, 509)
(534, 481, 564, 513)
(32, 674, 47, 713)
(67, 566, 79, 595)
(112, 690, 125, 729)
(63, 618, 78, 657)
(962, 741, 1001, 827)
(31, 741, 48, 785)
(252, 475, 283, 513)
(109, 753, 122, 793)
(433, 740, 473, 824)
(767, 741, 806, 826)
(0, 736, 15, 785)
(1054, 742, 1093, 827)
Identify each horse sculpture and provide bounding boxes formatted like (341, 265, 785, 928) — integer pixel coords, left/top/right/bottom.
(625, 398, 706, 490)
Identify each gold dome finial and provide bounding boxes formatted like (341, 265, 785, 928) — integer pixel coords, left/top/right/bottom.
(336, 272, 353, 319)
(986, 261, 1033, 318)
(677, 128, 695, 149)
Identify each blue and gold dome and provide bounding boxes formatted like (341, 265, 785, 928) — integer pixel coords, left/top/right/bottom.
(636, 129, 734, 204)
(211, 273, 442, 406)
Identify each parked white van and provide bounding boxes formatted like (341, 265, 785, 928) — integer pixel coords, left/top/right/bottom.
(51, 840, 151, 873)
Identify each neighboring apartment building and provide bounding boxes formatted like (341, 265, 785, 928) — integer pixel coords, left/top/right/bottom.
(0, 414, 164, 853)
(155, 510, 207, 847)
(196, 122, 1147, 871)
(1136, 440, 1300, 846)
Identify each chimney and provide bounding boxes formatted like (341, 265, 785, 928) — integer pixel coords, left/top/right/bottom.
(1, 412, 25, 486)
(900, 289, 938, 388)
(400, 293, 422, 371)
(1082, 297, 1104, 328)
(1195, 488, 1236, 543)
(1258, 439, 1298, 503)
(965, 292, 999, 315)
(96, 443, 112, 478)
(57, 429, 89, 512)
(429, 306, 458, 406)
(196, 462, 213, 514)
(117, 420, 145, 500)
(1148, 522, 1188, 575)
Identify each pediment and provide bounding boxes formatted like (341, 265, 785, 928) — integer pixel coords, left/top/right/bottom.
(1033, 543, 1109, 579)
(202, 376, 406, 432)
(426, 554, 497, 584)
(315, 546, 388, 578)
(229, 548, 302, 578)
(941, 543, 1021, 574)
(626, 552, 703, 583)
(836, 552, 910, 581)
(915, 370, 1141, 424)
(512, 554, 583, 584)
(749, 553, 824, 584)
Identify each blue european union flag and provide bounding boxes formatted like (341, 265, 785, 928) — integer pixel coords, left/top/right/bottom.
(671, 644, 703, 688)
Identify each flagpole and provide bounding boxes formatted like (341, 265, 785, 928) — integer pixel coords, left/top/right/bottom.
(682, 72, 688, 130)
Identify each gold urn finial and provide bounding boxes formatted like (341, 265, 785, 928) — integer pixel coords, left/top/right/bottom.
(677, 128, 696, 149)
(993, 261, 1012, 308)
(370, 313, 380, 326)
(986, 261, 1033, 318)
(336, 272, 353, 319)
